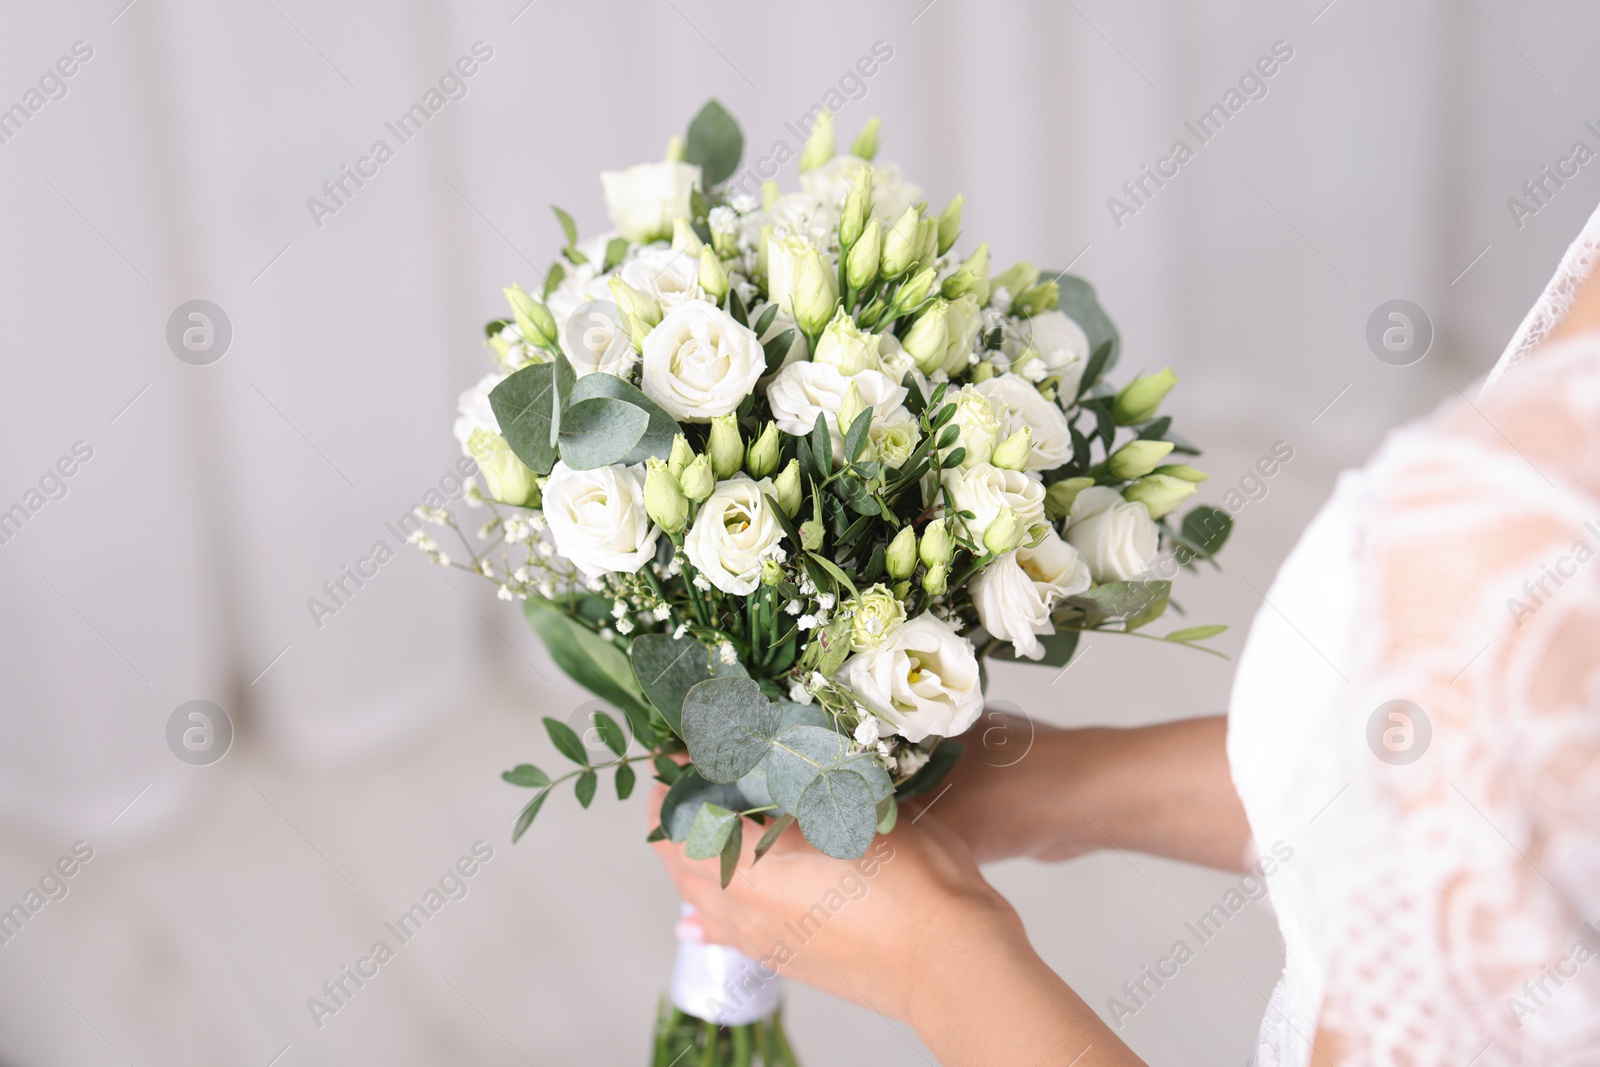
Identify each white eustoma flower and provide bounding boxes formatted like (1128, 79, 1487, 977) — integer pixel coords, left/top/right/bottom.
(545, 253, 633, 377)
(971, 530, 1091, 660)
(743, 193, 837, 249)
(453, 371, 507, 456)
(945, 385, 1005, 469)
(1007, 310, 1090, 400)
(798, 156, 922, 225)
(543, 462, 660, 580)
(619, 245, 704, 312)
(683, 475, 782, 595)
(641, 302, 766, 422)
(876, 332, 927, 395)
(600, 161, 701, 243)
(943, 463, 1047, 545)
(1065, 485, 1160, 582)
(975, 373, 1074, 471)
(839, 613, 984, 743)
(766, 362, 908, 441)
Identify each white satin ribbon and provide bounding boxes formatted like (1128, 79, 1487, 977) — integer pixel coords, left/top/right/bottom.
(670, 903, 782, 1025)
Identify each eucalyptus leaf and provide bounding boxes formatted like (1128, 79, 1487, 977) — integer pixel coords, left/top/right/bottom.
(489, 359, 575, 475)
(795, 768, 878, 859)
(719, 815, 743, 888)
(685, 802, 738, 860)
(557, 397, 650, 469)
(631, 633, 746, 735)
(684, 99, 744, 187)
(680, 677, 783, 783)
(566, 372, 682, 465)
(752, 813, 794, 865)
(660, 768, 748, 842)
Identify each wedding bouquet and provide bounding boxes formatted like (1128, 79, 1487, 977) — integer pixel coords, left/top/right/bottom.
(420, 101, 1230, 1064)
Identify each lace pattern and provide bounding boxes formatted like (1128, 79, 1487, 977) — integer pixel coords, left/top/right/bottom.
(1483, 200, 1600, 392)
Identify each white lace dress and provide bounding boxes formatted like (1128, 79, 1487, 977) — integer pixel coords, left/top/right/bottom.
(1228, 202, 1600, 1066)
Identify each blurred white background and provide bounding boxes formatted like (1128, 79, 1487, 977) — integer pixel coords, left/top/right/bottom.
(1, 0, 1597, 1063)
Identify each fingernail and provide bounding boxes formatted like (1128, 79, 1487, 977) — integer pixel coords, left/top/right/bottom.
(674, 920, 704, 944)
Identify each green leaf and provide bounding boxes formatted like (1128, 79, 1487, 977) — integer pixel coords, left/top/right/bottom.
(1052, 274, 1119, 394)
(543, 717, 589, 765)
(940, 446, 966, 470)
(1165, 624, 1228, 643)
(762, 327, 795, 376)
(661, 769, 748, 842)
(632, 633, 718, 735)
(795, 768, 877, 859)
(752, 813, 794, 865)
(511, 788, 551, 843)
(989, 628, 1079, 668)
(645, 824, 667, 843)
(843, 407, 873, 463)
(552, 205, 580, 247)
(566, 372, 682, 465)
(594, 711, 628, 757)
(684, 99, 744, 187)
(1181, 506, 1233, 559)
(602, 237, 628, 272)
(502, 764, 551, 788)
(574, 769, 598, 808)
(720, 816, 743, 888)
(489, 359, 575, 475)
(653, 753, 685, 785)
(523, 600, 655, 743)
(1063, 581, 1171, 626)
(542, 263, 565, 301)
(753, 304, 779, 338)
(763, 724, 852, 813)
(808, 413, 833, 479)
(557, 397, 650, 469)
(807, 553, 859, 601)
(681, 677, 782, 783)
(685, 802, 738, 860)
(729, 286, 748, 328)
(615, 761, 637, 799)
(876, 795, 899, 833)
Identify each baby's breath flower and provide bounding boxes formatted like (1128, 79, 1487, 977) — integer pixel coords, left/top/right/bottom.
(514, 567, 530, 582)
(692, 574, 712, 592)
(616, 617, 635, 635)
(718, 642, 738, 665)
(853, 718, 881, 746)
(435, 552, 452, 567)
(788, 681, 814, 705)
(673, 623, 689, 639)
(798, 614, 820, 631)
(611, 600, 628, 619)
(653, 604, 672, 621)
(785, 599, 802, 615)
(497, 585, 514, 601)
(815, 593, 835, 611)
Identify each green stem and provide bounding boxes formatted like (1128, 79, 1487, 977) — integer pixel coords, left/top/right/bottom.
(699, 1020, 719, 1067)
(1052, 624, 1230, 659)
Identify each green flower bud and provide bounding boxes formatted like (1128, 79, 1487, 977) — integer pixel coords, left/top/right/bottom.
(698, 245, 728, 303)
(846, 583, 907, 651)
(1123, 473, 1198, 520)
(982, 506, 1023, 556)
(900, 300, 951, 374)
(840, 167, 872, 250)
(608, 276, 662, 351)
(1044, 476, 1095, 521)
(914, 216, 939, 265)
(799, 109, 834, 172)
(746, 421, 781, 478)
(761, 559, 785, 586)
(791, 245, 840, 337)
(851, 117, 881, 161)
(664, 134, 686, 162)
(893, 265, 937, 313)
(643, 457, 688, 534)
(881, 206, 922, 279)
(885, 525, 917, 580)
(991, 261, 1039, 298)
(503, 284, 559, 350)
(672, 217, 703, 254)
(921, 561, 948, 597)
(773, 459, 802, 517)
(991, 427, 1033, 471)
(941, 242, 989, 300)
(1153, 463, 1209, 483)
(707, 414, 744, 479)
(837, 380, 868, 436)
(755, 223, 773, 278)
(1011, 279, 1060, 317)
(846, 217, 882, 289)
(919, 517, 953, 567)
(668, 433, 694, 478)
(1112, 367, 1179, 425)
(814, 307, 883, 376)
(937, 194, 964, 256)
(467, 428, 540, 507)
(679, 454, 715, 503)
(970, 361, 997, 383)
(1107, 440, 1175, 481)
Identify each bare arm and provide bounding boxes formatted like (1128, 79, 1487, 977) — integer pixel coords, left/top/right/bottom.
(921, 714, 1252, 871)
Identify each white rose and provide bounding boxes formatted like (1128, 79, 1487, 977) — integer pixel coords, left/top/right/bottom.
(453, 371, 506, 456)
(839, 613, 983, 743)
(543, 462, 660, 579)
(1065, 486, 1160, 582)
(943, 463, 1047, 546)
(641, 302, 766, 422)
(975, 373, 1074, 471)
(945, 385, 1004, 469)
(766, 362, 907, 441)
(683, 476, 782, 595)
(971, 530, 1091, 660)
(1008, 310, 1090, 400)
(619, 245, 704, 312)
(599, 161, 701, 243)
(798, 156, 923, 224)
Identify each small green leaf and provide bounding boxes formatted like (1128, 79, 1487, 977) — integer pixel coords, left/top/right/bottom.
(574, 770, 598, 808)
(542, 262, 565, 301)
(654, 753, 685, 784)
(1165, 624, 1228, 643)
(1181, 506, 1233, 559)
(753, 304, 779, 338)
(685, 802, 738, 860)
(762, 327, 795, 375)
(602, 237, 628, 272)
(660, 768, 748, 842)
(808, 413, 833, 478)
(645, 824, 668, 843)
(843, 407, 874, 463)
(876, 795, 899, 834)
(940, 446, 967, 469)
(684, 99, 744, 187)
(511, 789, 551, 843)
(552, 205, 579, 246)
(502, 764, 551, 788)
(752, 813, 794, 865)
(719, 816, 743, 888)
(594, 711, 628, 757)
(544, 717, 589, 765)
(615, 761, 637, 800)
